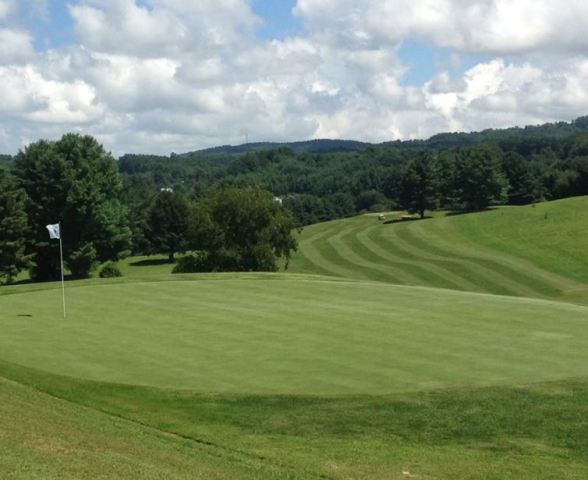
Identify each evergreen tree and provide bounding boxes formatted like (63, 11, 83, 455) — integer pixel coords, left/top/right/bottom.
(0, 168, 30, 284)
(120, 174, 158, 254)
(399, 153, 440, 218)
(14, 134, 132, 280)
(437, 151, 458, 209)
(502, 152, 540, 205)
(454, 147, 507, 211)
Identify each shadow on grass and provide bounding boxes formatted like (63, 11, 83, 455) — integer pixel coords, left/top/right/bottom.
(445, 207, 499, 217)
(8, 275, 75, 286)
(9, 278, 36, 286)
(129, 258, 174, 267)
(383, 216, 429, 225)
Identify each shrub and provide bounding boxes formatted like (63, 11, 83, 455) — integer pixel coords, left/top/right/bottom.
(99, 261, 122, 278)
(172, 252, 211, 274)
(67, 243, 97, 279)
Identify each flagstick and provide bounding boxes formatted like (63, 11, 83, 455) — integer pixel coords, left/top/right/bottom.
(59, 225, 66, 319)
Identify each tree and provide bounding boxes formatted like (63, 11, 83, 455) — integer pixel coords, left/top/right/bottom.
(282, 194, 327, 226)
(399, 153, 440, 218)
(14, 134, 132, 280)
(355, 190, 388, 212)
(502, 152, 541, 205)
(0, 168, 30, 284)
(120, 173, 158, 254)
(206, 186, 298, 271)
(147, 191, 192, 261)
(437, 151, 459, 209)
(454, 147, 507, 211)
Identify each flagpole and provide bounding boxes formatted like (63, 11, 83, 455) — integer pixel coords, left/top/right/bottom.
(59, 223, 66, 319)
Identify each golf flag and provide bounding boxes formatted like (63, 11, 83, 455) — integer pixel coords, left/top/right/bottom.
(46, 223, 61, 240)
(45, 222, 66, 318)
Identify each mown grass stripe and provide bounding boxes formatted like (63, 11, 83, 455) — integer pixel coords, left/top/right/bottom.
(394, 222, 548, 298)
(290, 198, 588, 305)
(298, 221, 406, 283)
(357, 224, 481, 291)
(299, 221, 360, 279)
(429, 215, 583, 292)
(408, 220, 566, 297)
(334, 223, 429, 283)
(369, 223, 516, 296)
(325, 224, 410, 284)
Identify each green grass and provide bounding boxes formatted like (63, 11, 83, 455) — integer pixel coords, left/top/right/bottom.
(12, 253, 177, 284)
(0, 372, 293, 480)
(288, 196, 588, 304)
(2, 196, 588, 478)
(2, 276, 588, 394)
(3, 359, 588, 479)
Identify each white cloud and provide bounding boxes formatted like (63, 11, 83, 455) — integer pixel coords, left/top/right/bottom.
(294, 0, 588, 55)
(0, 28, 35, 63)
(423, 58, 588, 133)
(1, 0, 588, 155)
(0, 64, 102, 124)
(69, 0, 259, 57)
(0, 0, 15, 19)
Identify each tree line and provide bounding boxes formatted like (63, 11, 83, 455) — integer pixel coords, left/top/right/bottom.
(118, 117, 588, 229)
(2, 117, 588, 284)
(0, 134, 297, 284)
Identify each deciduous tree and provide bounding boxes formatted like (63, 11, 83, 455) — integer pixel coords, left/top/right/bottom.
(147, 191, 192, 262)
(0, 168, 30, 284)
(206, 187, 298, 271)
(14, 134, 132, 280)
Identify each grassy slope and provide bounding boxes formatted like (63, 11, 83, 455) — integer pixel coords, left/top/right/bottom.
(2, 360, 588, 480)
(0, 375, 290, 480)
(288, 196, 588, 304)
(2, 276, 588, 394)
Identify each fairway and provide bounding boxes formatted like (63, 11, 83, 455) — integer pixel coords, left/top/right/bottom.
(289, 196, 588, 304)
(2, 275, 588, 394)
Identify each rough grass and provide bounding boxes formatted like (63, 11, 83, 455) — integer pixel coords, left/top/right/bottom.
(0, 373, 294, 480)
(2, 276, 588, 394)
(2, 359, 588, 479)
(288, 196, 588, 304)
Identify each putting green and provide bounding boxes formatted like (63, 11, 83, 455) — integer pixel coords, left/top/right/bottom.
(1, 276, 588, 394)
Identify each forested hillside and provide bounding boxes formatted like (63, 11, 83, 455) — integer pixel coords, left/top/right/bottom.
(2, 117, 588, 281)
(0, 154, 12, 168)
(119, 116, 588, 230)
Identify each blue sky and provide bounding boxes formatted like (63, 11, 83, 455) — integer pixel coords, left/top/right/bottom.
(24, 0, 481, 87)
(34, 1, 306, 43)
(27, 1, 73, 50)
(0, 0, 585, 155)
(251, 0, 301, 40)
(31, 1, 305, 50)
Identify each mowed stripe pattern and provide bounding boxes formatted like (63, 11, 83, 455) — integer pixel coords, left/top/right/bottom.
(289, 197, 588, 301)
(2, 278, 588, 394)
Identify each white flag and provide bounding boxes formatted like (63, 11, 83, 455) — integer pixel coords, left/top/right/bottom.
(46, 223, 60, 240)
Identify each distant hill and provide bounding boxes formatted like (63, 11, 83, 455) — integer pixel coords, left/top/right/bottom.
(399, 116, 588, 150)
(170, 116, 588, 159)
(189, 139, 371, 156)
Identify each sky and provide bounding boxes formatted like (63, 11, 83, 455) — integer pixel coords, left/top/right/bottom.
(1, 1, 588, 156)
